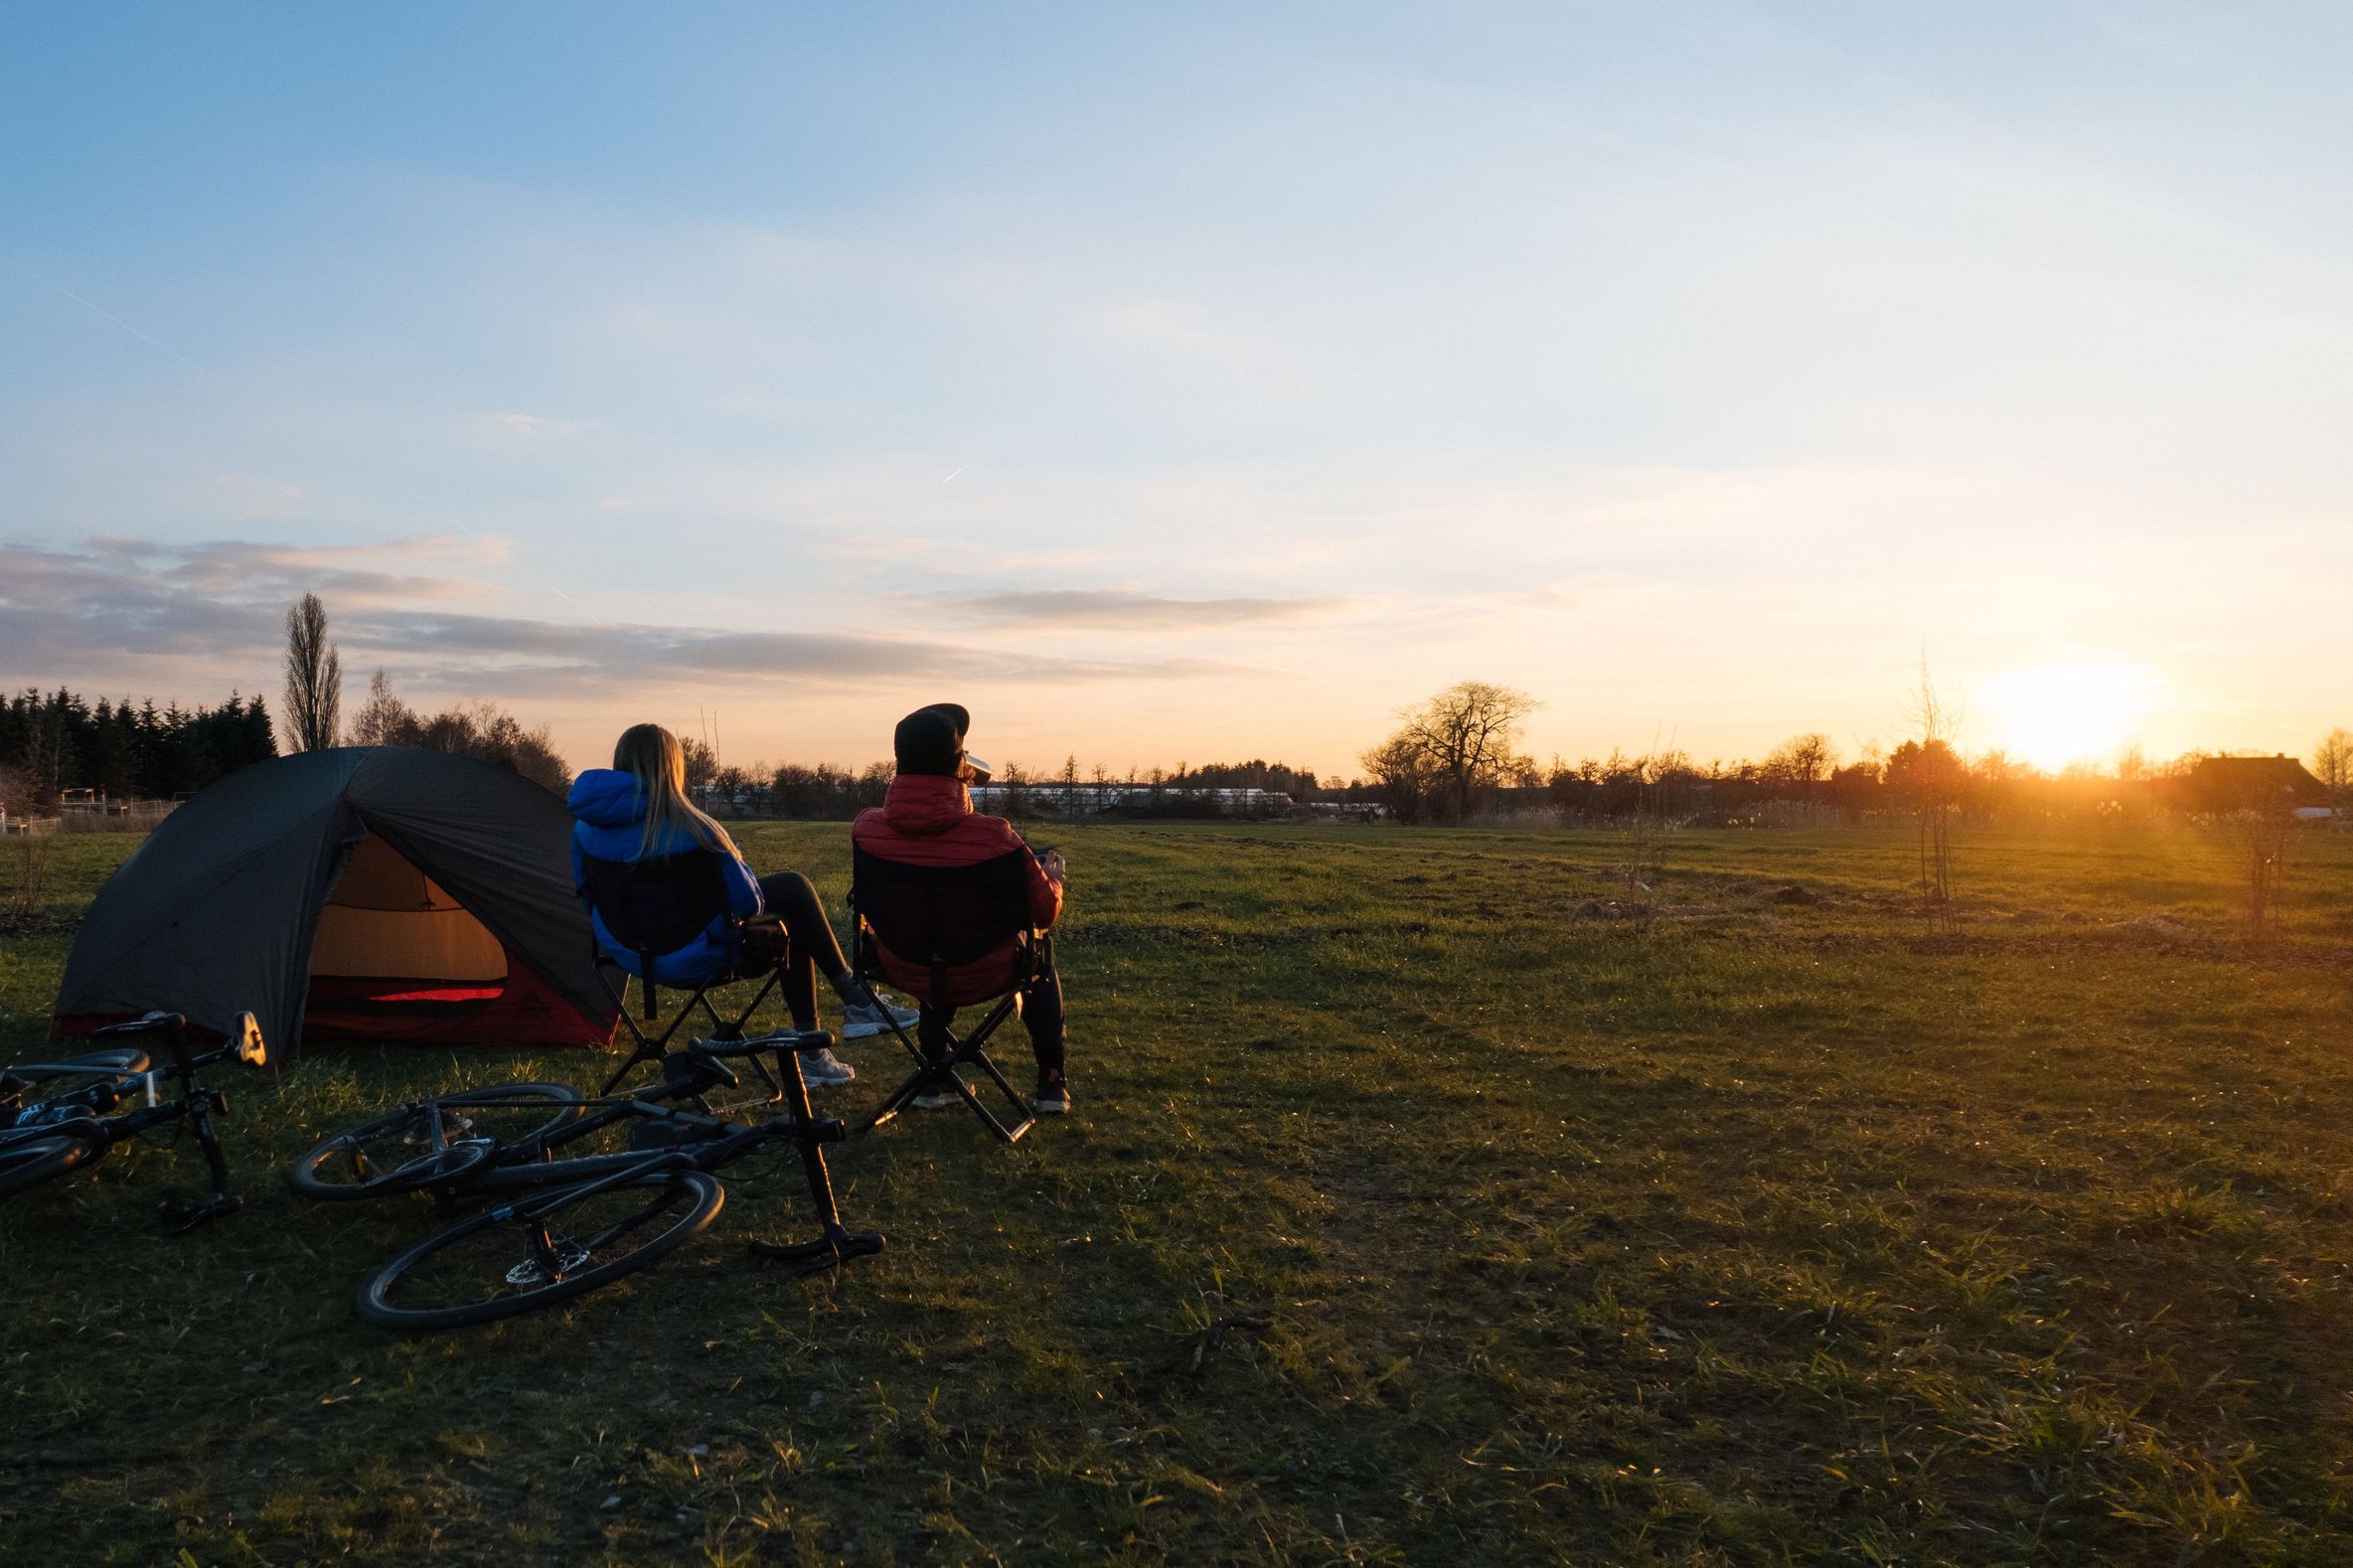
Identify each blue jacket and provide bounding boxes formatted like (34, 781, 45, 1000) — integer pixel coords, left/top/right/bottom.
(567, 769, 762, 985)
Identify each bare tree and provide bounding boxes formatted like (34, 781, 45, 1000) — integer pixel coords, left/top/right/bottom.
(2234, 800, 2293, 942)
(1358, 732, 1435, 824)
(998, 761, 1032, 821)
(9, 828, 55, 917)
(282, 593, 343, 751)
(1763, 732, 1834, 793)
(1901, 658, 1961, 928)
(1368, 681, 1538, 823)
(335, 670, 568, 791)
(2313, 728, 2353, 805)
(348, 668, 412, 747)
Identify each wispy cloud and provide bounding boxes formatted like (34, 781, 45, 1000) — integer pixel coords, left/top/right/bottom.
(340, 609, 1240, 697)
(72, 535, 514, 605)
(0, 537, 1238, 703)
(487, 411, 592, 437)
(924, 587, 1352, 630)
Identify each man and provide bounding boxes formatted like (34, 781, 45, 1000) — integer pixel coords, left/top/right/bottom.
(850, 704, 1071, 1114)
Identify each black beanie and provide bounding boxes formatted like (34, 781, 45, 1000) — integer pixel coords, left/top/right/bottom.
(893, 703, 971, 775)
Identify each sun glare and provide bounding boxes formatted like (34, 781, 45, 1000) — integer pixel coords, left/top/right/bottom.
(1981, 663, 2151, 773)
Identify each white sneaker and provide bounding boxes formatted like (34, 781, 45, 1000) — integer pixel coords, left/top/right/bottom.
(910, 1082, 962, 1110)
(798, 1047, 855, 1086)
(837, 995, 919, 1040)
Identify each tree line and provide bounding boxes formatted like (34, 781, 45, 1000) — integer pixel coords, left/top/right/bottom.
(1359, 681, 2353, 826)
(691, 753, 1328, 821)
(0, 688, 277, 810)
(345, 671, 569, 794)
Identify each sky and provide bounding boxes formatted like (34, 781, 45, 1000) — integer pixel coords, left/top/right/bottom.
(4, 2, 2349, 780)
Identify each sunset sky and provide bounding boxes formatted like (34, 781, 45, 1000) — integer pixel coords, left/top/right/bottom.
(4, 4, 2348, 780)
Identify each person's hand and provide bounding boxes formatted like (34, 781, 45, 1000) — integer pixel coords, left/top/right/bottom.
(1039, 849, 1067, 884)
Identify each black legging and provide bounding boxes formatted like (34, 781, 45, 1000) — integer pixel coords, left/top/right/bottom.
(755, 871, 854, 1031)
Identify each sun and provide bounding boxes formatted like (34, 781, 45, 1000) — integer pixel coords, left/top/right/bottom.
(1979, 663, 2151, 773)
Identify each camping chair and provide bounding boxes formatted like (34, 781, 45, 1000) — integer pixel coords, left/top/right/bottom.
(578, 847, 819, 1098)
(850, 847, 1042, 1145)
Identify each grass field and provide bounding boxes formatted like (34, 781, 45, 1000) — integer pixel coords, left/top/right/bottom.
(4, 818, 2352, 1565)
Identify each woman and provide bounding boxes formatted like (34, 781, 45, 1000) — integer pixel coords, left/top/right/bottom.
(567, 723, 912, 1085)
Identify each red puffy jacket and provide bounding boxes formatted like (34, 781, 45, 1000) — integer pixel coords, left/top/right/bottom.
(850, 773, 1061, 1000)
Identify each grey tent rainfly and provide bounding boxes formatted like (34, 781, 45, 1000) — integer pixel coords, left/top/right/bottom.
(54, 748, 618, 1056)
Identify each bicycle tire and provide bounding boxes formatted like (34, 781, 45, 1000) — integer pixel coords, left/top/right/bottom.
(0, 1130, 103, 1198)
(355, 1169, 722, 1333)
(289, 1082, 585, 1201)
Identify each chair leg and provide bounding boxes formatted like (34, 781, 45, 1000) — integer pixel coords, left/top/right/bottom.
(964, 1048, 1036, 1144)
(855, 1062, 928, 1135)
(845, 990, 1034, 1144)
(859, 1042, 1033, 1145)
(945, 1048, 1033, 1145)
(850, 1007, 943, 1134)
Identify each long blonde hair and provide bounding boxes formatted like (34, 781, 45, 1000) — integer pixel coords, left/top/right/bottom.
(612, 723, 735, 861)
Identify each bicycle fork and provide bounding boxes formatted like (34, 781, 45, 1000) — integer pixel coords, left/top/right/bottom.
(750, 1050, 884, 1272)
(163, 1092, 243, 1234)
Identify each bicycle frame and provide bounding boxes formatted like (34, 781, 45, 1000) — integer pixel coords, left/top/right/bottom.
(381, 1036, 836, 1186)
(0, 1013, 265, 1229)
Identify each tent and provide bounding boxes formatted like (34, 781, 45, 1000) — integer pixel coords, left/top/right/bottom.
(55, 747, 618, 1055)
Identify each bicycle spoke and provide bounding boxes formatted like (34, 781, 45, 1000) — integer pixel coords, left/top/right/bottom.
(292, 1083, 581, 1201)
(364, 1175, 717, 1325)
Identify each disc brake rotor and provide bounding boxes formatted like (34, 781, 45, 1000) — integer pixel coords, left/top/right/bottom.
(505, 1241, 592, 1287)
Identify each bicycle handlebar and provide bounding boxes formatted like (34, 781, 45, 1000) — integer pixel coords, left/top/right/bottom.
(85, 1011, 268, 1072)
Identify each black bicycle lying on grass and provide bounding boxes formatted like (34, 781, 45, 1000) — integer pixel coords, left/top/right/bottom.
(0, 1011, 270, 1230)
(288, 1028, 883, 1332)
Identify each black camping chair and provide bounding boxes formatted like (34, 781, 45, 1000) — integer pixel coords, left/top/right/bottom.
(579, 847, 817, 1097)
(851, 847, 1043, 1144)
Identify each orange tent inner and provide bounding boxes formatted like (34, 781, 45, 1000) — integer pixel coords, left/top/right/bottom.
(303, 834, 608, 1046)
(309, 834, 507, 989)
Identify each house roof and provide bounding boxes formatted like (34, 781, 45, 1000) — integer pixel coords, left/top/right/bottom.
(2185, 754, 2328, 809)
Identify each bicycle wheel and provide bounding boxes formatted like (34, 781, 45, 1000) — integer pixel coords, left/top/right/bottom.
(289, 1082, 585, 1201)
(0, 1130, 103, 1198)
(356, 1170, 722, 1333)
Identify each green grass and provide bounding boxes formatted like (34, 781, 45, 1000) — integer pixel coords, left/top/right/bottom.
(4, 819, 2352, 1564)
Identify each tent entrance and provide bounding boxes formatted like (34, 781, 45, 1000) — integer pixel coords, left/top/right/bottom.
(303, 832, 596, 1044)
(309, 833, 508, 996)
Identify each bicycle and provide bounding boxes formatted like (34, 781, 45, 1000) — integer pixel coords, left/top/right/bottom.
(0, 1011, 270, 1230)
(288, 1028, 884, 1332)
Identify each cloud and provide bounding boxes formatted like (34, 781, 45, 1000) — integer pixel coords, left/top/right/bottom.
(68, 535, 514, 606)
(0, 536, 1237, 702)
(487, 411, 592, 437)
(338, 608, 1238, 697)
(923, 587, 1351, 629)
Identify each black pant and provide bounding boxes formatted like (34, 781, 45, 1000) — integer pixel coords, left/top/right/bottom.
(755, 871, 854, 1031)
(917, 959, 1065, 1079)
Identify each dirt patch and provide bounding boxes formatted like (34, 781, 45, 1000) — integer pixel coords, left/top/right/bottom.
(0, 911, 78, 938)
